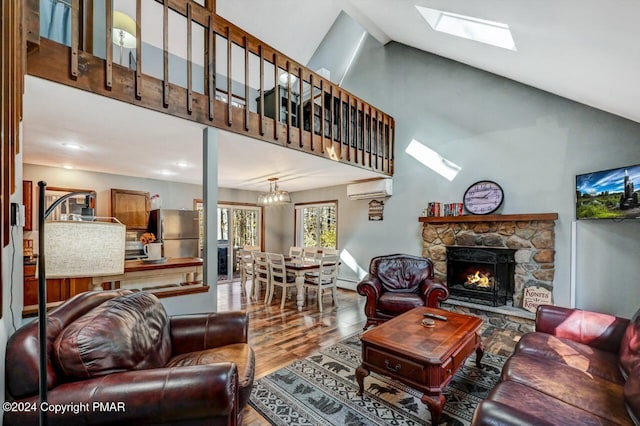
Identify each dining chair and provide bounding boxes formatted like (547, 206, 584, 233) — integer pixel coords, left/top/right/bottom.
(237, 249, 254, 295)
(321, 247, 339, 256)
(252, 251, 270, 301)
(304, 254, 339, 312)
(302, 247, 323, 263)
(243, 245, 260, 252)
(266, 253, 297, 309)
(289, 246, 304, 259)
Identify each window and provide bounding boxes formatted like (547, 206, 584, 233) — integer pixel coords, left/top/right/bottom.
(295, 201, 337, 248)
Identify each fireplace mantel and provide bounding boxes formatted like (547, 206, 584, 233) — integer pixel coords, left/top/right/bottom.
(418, 213, 558, 224)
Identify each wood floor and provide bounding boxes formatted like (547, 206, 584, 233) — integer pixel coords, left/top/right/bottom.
(216, 280, 527, 425)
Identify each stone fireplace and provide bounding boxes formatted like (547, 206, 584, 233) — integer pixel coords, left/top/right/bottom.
(419, 213, 558, 309)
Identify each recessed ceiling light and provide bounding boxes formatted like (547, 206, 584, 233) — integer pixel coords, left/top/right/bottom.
(175, 161, 189, 168)
(158, 170, 176, 176)
(416, 6, 517, 51)
(61, 142, 83, 150)
(63, 165, 74, 170)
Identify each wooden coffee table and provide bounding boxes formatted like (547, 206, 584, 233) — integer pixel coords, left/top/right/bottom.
(356, 307, 484, 423)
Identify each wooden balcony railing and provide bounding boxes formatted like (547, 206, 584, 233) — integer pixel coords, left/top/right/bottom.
(25, 0, 395, 176)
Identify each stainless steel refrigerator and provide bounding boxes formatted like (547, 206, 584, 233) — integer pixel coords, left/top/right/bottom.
(148, 209, 200, 259)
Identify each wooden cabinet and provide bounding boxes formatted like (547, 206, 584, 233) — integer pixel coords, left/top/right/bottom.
(23, 262, 90, 306)
(259, 85, 300, 127)
(110, 189, 150, 230)
(23, 180, 33, 231)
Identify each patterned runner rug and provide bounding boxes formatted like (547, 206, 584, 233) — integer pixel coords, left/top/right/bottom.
(249, 334, 505, 425)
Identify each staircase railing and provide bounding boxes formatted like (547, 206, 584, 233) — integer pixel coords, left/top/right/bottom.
(25, 0, 394, 175)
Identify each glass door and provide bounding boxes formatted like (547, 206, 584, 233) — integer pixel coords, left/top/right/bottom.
(217, 204, 262, 283)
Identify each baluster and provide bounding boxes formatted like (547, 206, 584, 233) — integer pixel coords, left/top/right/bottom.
(226, 26, 232, 125)
(163, 0, 169, 107)
(207, 15, 214, 119)
(286, 60, 292, 144)
(258, 45, 264, 135)
(187, 3, 193, 113)
(105, 0, 113, 88)
(299, 68, 304, 147)
(244, 36, 249, 131)
(135, 0, 141, 99)
(309, 73, 314, 151)
(273, 53, 279, 141)
(71, 0, 78, 78)
(320, 78, 325, 154)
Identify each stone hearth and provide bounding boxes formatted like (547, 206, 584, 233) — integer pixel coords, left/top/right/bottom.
(419, 214, 558, 309)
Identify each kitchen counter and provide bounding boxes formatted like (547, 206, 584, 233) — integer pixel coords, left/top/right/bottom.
(124, 257, 203, 272)
(95, 257, 204, 292)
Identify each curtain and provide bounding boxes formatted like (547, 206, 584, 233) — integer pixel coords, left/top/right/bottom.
(40, 0, 71, 46)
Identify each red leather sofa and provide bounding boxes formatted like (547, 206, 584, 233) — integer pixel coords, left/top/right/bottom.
(472, 305, 640, 425)
(4, 290, 255, 425)
(356, 254, 449, 329)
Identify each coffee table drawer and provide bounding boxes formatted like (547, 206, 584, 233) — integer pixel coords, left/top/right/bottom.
(365, 347, 425, 382)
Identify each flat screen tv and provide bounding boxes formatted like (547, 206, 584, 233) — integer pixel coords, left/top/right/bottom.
(576, 164, 640, 220)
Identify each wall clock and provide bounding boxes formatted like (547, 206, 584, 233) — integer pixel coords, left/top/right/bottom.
(463, 180, 504, 215)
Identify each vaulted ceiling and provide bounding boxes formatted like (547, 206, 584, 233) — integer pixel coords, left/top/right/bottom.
(22, 1, 640, 191)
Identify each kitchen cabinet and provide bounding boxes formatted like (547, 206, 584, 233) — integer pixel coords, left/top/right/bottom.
(110, 189, 150, 230)
(23, 261, 90, 306)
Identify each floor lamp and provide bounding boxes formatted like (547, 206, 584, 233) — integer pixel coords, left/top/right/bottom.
(112, 11, 136, 66)
(37, 181, 125, 425)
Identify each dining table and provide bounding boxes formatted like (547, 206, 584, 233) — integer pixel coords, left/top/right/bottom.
(284, 257, 338, 312)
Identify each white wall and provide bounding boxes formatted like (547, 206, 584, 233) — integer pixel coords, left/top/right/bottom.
(2, 132, 27, 416)
(291, 35, 640, 318)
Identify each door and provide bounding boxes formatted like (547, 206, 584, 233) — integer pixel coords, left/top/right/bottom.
(217, 204, 262, 283)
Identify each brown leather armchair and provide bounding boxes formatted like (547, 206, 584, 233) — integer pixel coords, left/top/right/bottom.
(356, 254, 449, 329)
(4, 290, 254, 426)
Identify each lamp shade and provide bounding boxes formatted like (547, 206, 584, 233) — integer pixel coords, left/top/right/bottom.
(44, 221, 125, 278)
(112, 11, 137, 49)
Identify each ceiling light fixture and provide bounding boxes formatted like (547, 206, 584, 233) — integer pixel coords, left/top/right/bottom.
(61, 142, 82, 150)
(257, 177, 291, 206)
(416, 6, 516, 51)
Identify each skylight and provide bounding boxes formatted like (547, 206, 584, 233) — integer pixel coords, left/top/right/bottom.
(405, 139, 461, 181)
(416, 6, 516, 51)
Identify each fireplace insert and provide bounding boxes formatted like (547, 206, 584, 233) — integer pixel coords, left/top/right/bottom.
(446, 246, 515, 307)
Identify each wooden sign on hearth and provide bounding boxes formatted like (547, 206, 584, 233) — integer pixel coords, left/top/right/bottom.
(522, 286, 552, 313)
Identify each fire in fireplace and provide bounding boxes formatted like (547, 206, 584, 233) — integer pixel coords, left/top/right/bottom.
(446, 246, 515, 307)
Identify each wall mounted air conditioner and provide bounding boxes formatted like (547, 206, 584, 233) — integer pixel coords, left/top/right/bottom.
(347, 179, 393, 200)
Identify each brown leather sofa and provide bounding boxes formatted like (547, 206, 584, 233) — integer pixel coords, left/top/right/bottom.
(4, 290, 255, 426)
(472, 305, 640, 425)
(356, 254, 449, 329)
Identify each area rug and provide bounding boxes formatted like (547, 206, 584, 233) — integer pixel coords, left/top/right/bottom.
(249, 334, 505, 425)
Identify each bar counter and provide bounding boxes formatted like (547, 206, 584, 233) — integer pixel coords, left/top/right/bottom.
(95, 257, 203, 291)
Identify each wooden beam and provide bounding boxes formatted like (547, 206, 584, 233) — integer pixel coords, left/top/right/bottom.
(135, 0, 142, 99)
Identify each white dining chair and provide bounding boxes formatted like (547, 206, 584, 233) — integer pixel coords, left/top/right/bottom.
(289, 246, 304, 259)
(252, 251, 270, 302)
(243, 245, 260, 252)
(302, 247, 323, 263)
(304, 254, 339, 312)
(237, 249, 254, 295)
(266, 253, 297, 309)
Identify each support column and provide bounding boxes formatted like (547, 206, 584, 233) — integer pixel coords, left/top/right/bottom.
(203, 127, 218, 310)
